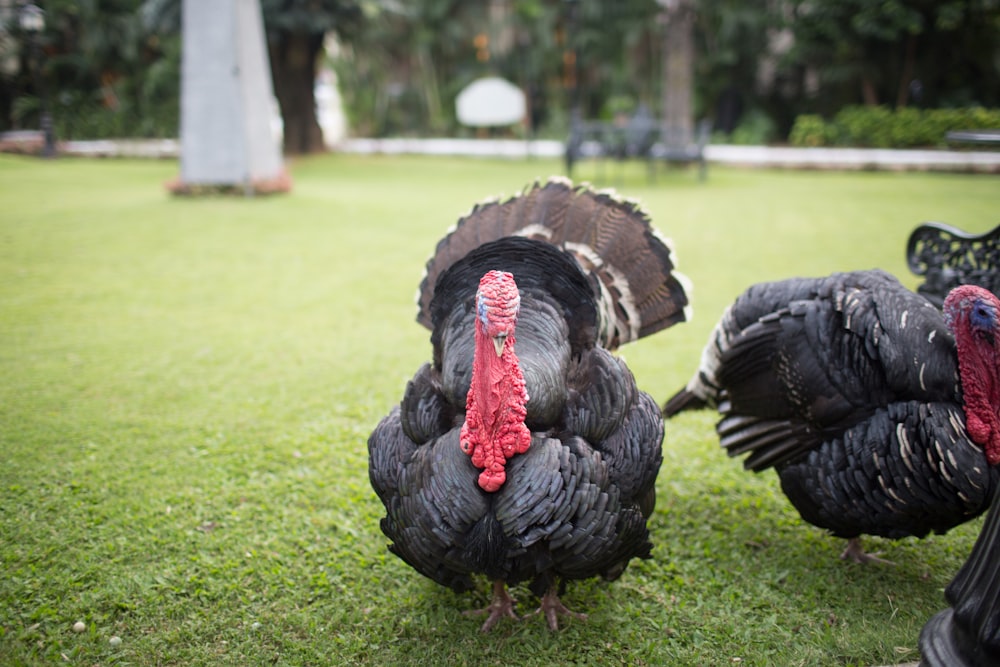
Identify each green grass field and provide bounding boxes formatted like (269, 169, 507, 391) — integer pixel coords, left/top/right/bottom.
(1, 153, 998, 666)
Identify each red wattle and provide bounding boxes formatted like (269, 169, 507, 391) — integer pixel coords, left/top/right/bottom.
(461, 314, 531, 492)
(948, 286, 1000, 467)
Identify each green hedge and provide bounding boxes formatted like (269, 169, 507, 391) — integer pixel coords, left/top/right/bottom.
(789, 106, 1000, 148)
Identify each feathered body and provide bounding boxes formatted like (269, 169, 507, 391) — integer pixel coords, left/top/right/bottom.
(369, 178, 690, 630)
(664, 269, 1000, 561)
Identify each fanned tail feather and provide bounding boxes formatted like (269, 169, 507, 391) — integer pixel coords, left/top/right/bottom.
(661, 388, 708, 417)
(416, 177, 690, 349)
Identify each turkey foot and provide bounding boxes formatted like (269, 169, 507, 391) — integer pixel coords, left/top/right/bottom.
(528, 586, 588, 630)
(840, 537, 895, 565)
(463, 580, 519, 633)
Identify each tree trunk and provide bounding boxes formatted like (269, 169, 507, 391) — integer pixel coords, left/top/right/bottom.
(415, 44, 443, 134)
(895, 34, 918, 108)
(269, 31, 325, 155)
(660, 0, 695, 141)
(861, 75, 879, 106)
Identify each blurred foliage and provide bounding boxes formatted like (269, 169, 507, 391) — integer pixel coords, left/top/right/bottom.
(259, 0, 364, 34)
(727, 109, 779, 145)
(1, 0, 998, 143)
(786, 114, 830, 148)
(789, 105, 1000, 147)
(785, 0, 1000, 112)
(1, 0, 180, 139)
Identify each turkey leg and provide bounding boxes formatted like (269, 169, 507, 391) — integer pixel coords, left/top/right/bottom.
(464, 580, 519, 633)
(840, 537, 895, 565)
(530, 585, 588, 630)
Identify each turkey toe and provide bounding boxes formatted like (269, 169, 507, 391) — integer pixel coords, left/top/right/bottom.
(529, 587, 588, 631)
(463, 581, 520, 633)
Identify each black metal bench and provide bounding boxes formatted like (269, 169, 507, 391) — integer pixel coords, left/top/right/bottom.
(565, 111, 709, 183)
(906, 221, 1000, 306)
(945, 129, 1000, 149)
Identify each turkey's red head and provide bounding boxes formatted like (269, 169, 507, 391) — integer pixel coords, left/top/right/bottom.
(944, 284, 1000, 465)
(460, 271, 532, 492)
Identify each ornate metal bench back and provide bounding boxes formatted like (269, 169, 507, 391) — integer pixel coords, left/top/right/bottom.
(906, 222, 1000, 307)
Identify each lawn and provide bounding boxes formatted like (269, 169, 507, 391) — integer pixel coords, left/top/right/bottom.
(1, 152, 998, 666)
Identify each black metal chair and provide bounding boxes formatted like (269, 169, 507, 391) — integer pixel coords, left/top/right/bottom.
(566, 111, 709, 184)
(650, 118, 710, 182)
(905, 221, 1000, 306)
(911, 221, 1000, 666)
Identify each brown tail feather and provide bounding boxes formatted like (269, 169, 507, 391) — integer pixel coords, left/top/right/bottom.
(416, 177, 691, 348)
(661, 388, 708, 417)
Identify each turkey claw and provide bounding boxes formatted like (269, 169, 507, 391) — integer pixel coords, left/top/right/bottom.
(840, 537, 896, 565)
(528, 588, 588, 630)
(464, 582, 519, 633)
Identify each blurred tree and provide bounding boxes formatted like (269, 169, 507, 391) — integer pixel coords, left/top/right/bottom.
(570, 0, 660, 120)
(11, 0, 180, 139)
(3, 0, 996, 143)
(260, 0, 364, 154)
(786, 0, 1000, 111)
(693, 0, 784, 136)
(335, 1, 548, 137)
(142, 0, 368, 153)
(659, 0, 695, 139)
(334, 1, 502, 137)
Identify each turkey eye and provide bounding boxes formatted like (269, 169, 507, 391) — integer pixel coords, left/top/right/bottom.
(971, 303, 994, 330)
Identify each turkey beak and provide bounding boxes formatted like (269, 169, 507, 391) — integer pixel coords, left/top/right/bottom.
(492, 334, 507, 357)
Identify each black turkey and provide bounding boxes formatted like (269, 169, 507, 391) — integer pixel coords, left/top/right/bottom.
(663, 269, 1000, 562)
(368, 177, 690, 631)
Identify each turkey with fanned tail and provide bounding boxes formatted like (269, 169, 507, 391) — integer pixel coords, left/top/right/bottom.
(663, 270, 1000, 563)
(368, 177, 690, 631)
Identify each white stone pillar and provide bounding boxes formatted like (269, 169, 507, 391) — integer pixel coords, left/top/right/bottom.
(175, 0, 287, 194)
